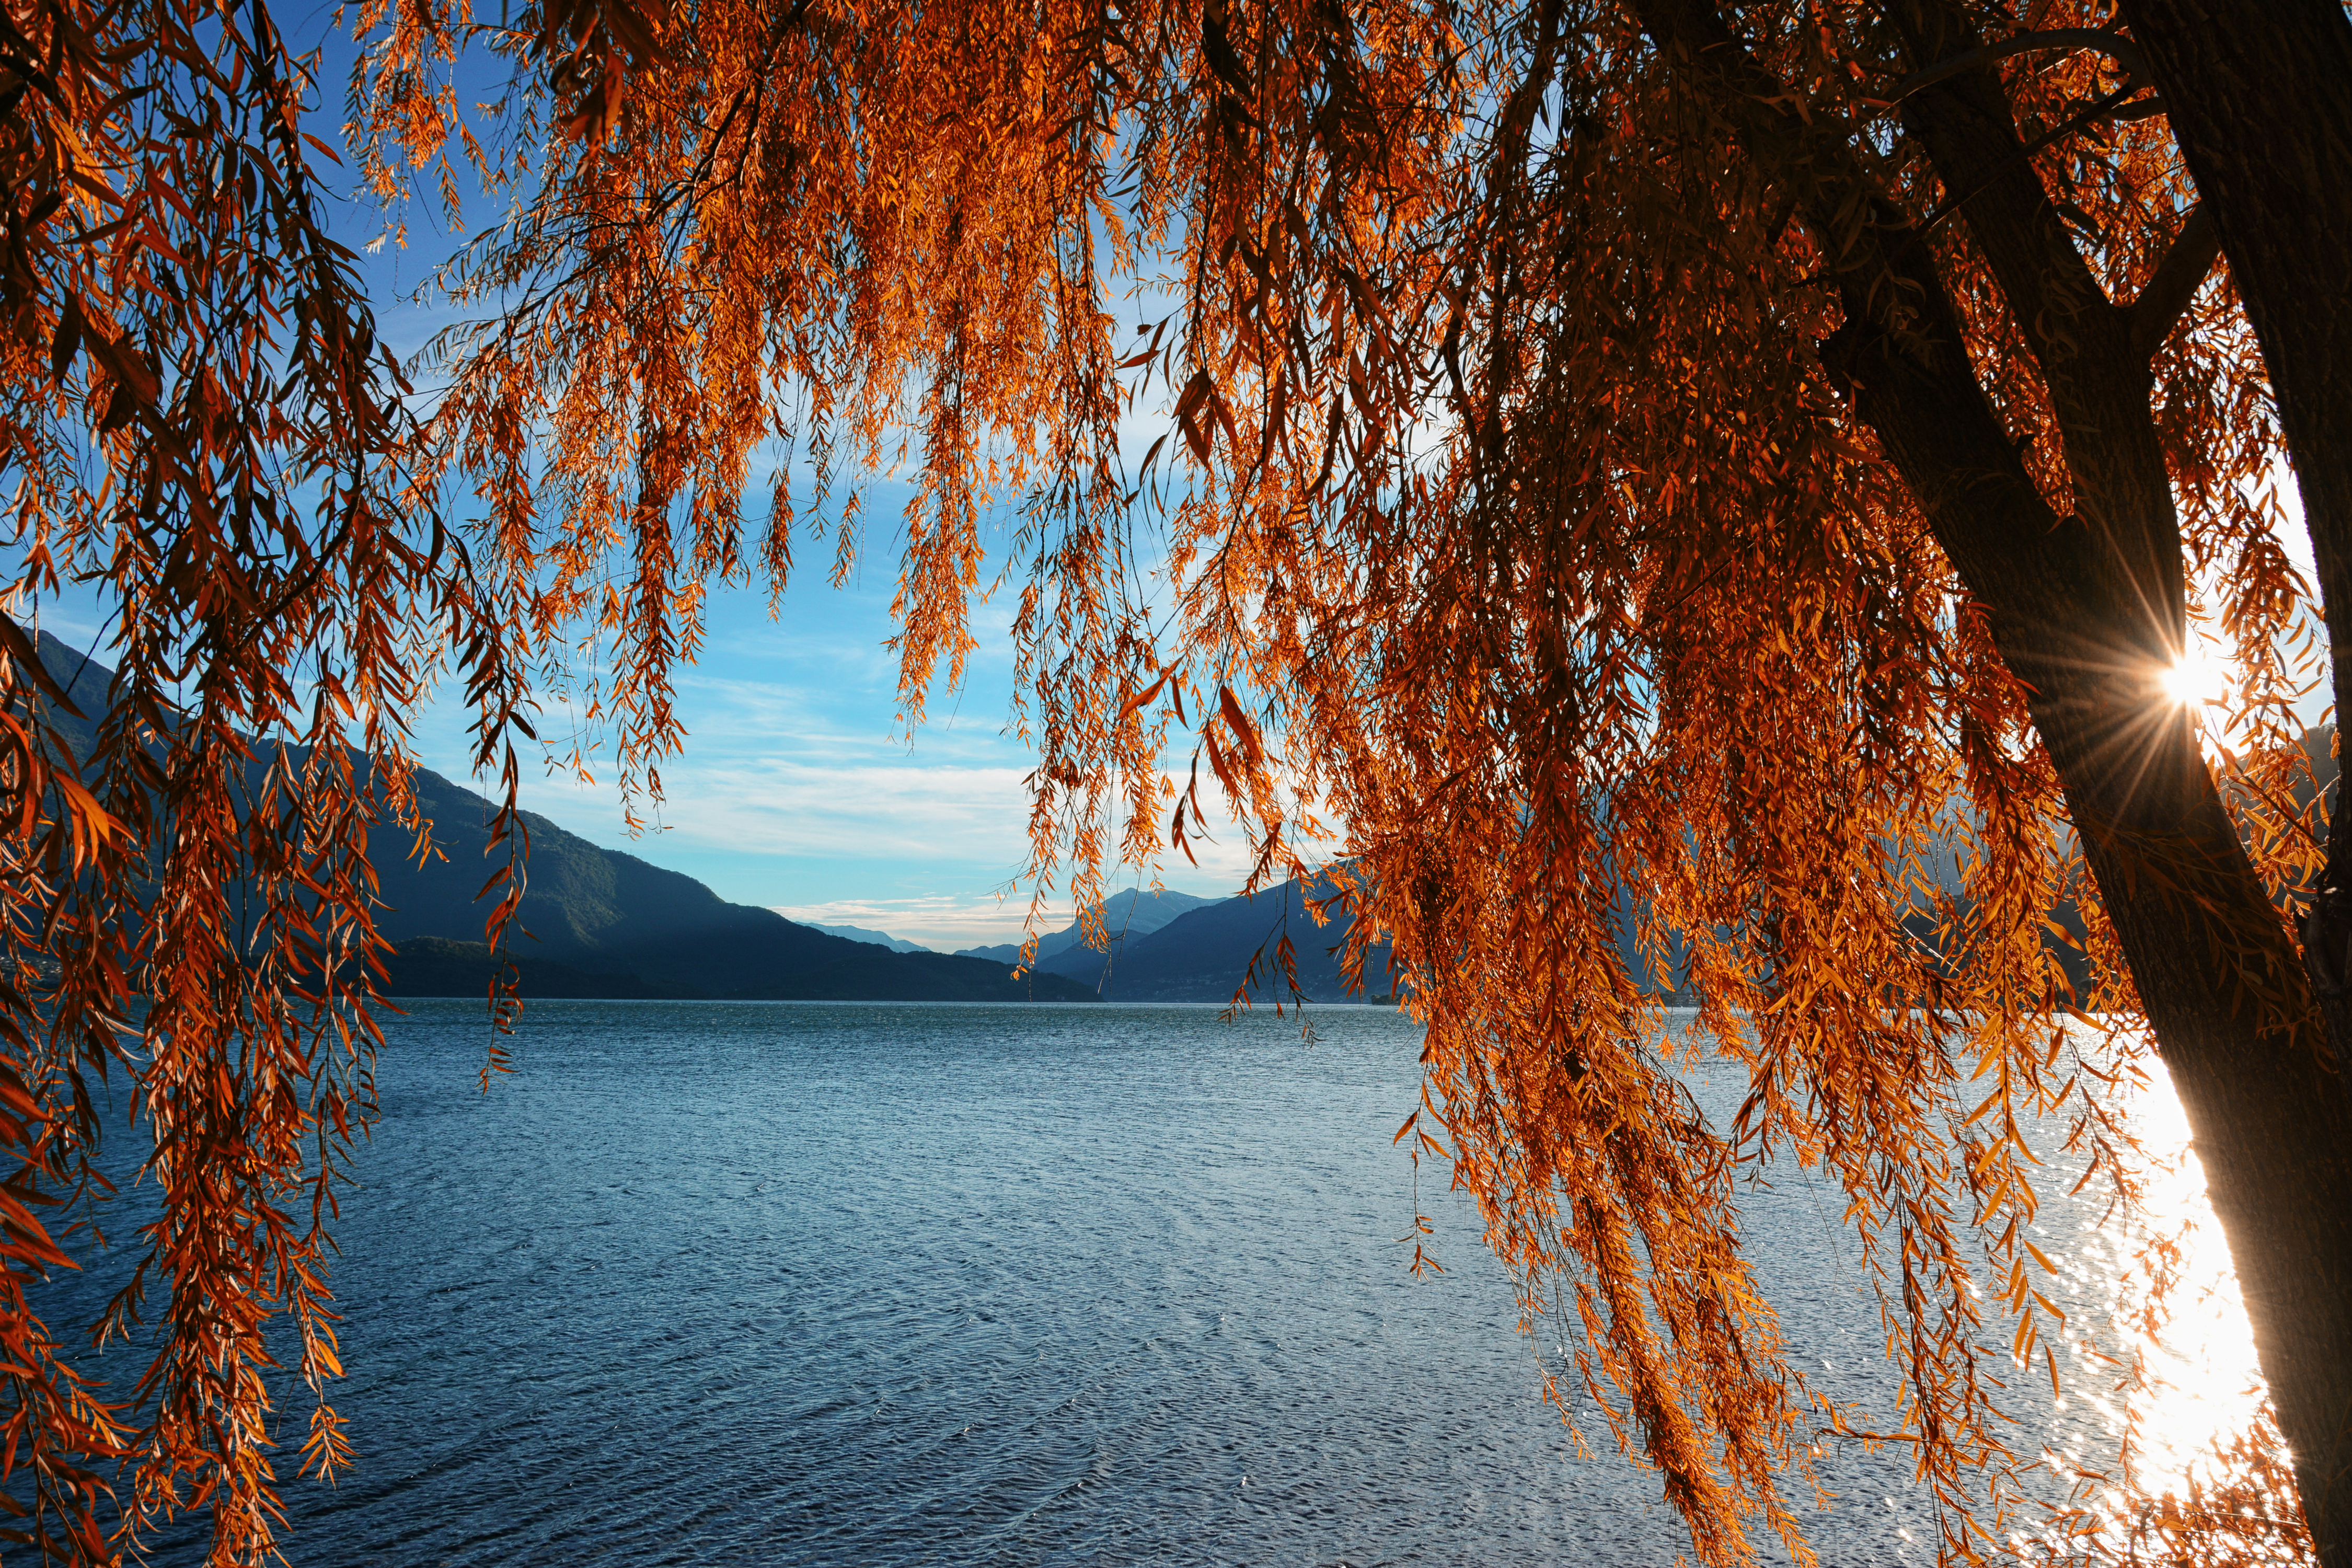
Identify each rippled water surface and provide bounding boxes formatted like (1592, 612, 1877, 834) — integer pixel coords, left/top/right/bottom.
(70, 1001, 2253, 1566)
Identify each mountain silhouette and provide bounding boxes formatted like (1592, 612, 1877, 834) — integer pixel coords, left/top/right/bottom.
(28, 631, 1096, 1004)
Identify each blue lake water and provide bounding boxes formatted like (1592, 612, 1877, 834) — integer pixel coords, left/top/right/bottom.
(53, 1001, 2255, 1565)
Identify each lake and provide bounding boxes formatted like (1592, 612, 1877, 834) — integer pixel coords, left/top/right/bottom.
(61, 1000, 2258, 1565)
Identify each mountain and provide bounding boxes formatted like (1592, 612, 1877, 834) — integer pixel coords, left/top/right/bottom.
(366, 729, 2342, 1007)
(364, 773, 1094, 1000)
(956, 887, 1216, 964)
(22, 630, 110, 761)
(1028, 877, 1400, 1004)
(802, 923, 932, 953)
(26, 628, 2237, 1008)
(377, 936, 684, 999)
(26, 632, 1094, 1005)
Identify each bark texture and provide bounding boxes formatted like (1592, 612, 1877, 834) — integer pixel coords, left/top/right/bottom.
(2113, 7, 2352, 1553)
(2116, 1, 2352, 743)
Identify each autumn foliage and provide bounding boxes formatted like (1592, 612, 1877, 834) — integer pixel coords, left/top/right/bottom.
(2, 0, 2348, 1561)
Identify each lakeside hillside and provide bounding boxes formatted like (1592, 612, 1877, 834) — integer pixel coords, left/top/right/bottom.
(956, 888, 1216, 964)
(1028, 877, 1401, 1004)
(366, 767, 1098, 1001)
(29, 632, 1096, 1005)
(804, 923, 933, 953)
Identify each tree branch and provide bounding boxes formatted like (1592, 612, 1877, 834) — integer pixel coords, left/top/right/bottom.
(1886, 27, 2149, 108)
(1878, 0, 2193, 642)
(2128, 202, 2220, 360)
(1905, 78, 2160, 249)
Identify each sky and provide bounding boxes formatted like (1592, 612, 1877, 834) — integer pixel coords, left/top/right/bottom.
(25, 490, 1256, 954)
(381, 17, 1279, 951)
(19, 19, 2331, 953)
(4, 12, 1256, 954)
(355, 273, 1234, 953)
(390, 522, 1260, 954)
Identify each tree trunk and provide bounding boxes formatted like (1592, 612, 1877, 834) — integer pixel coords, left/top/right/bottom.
(1635, 3, 2352, 1558)
(2109, 6, 2352, 1554)
(2115, 1, 2352, 765)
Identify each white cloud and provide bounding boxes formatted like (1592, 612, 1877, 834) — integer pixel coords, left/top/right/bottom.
(771, 894, 1038, 951)
(390, 484, 1341, 920)
(639, 758, 1037, 862)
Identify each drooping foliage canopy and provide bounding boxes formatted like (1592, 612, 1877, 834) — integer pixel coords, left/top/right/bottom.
(3, 0, 2348, 1561)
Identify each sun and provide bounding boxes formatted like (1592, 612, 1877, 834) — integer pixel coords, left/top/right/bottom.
(2157, 645, 2227, 709)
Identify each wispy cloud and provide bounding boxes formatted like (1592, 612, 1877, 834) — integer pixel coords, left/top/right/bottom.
(773, 852, 1249, 951)
(771, 894, 1037, 951)
(631, 758, 1037, 863)
(391, 503, 1325, 920)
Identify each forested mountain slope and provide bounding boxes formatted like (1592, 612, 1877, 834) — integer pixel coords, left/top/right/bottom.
(364, 774, 1095, 1000)
(956, 887, 1215, 964)
(29, 632, 1094, 1004)
(1029, 876, 1401, 1004)
(26, 629, 2228, 1007)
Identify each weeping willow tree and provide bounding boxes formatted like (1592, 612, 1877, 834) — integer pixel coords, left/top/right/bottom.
(4, 0, 2350, 1560)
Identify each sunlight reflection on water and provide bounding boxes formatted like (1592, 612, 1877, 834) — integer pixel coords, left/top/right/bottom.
(1982, 1041, 2270, 1554)
(2104, 1073, 2263, 1494)
(1681, 1012, 2272, 1557)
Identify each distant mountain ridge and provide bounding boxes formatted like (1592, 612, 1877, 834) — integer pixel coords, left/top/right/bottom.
(956, 888, 1216, 964)
(34, 629, 2145, 1010)
(363, 771, 1100, 1001)
(1022, 878, 1400, 1004)
(802, 923, 933, 953)
(28, 633, 1096, 1005)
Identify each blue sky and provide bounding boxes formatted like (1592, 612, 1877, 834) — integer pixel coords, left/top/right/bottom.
(389, 513, 1258, 953)
(27, 494, 1253, 953)
(361, 22, 1253, 950)
(8, 18, 1250, 953)
(22, 18, 2329, 952)
(344, 303, 1237, 956)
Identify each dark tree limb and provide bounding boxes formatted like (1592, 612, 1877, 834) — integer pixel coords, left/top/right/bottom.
(2126, 201, 2219, 361)
(2116, 0, 2352, 833)
(1882, 0, 2185, 659)
(2115, 11, 2352, 1555)
(1887, 25, 2148, 106)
